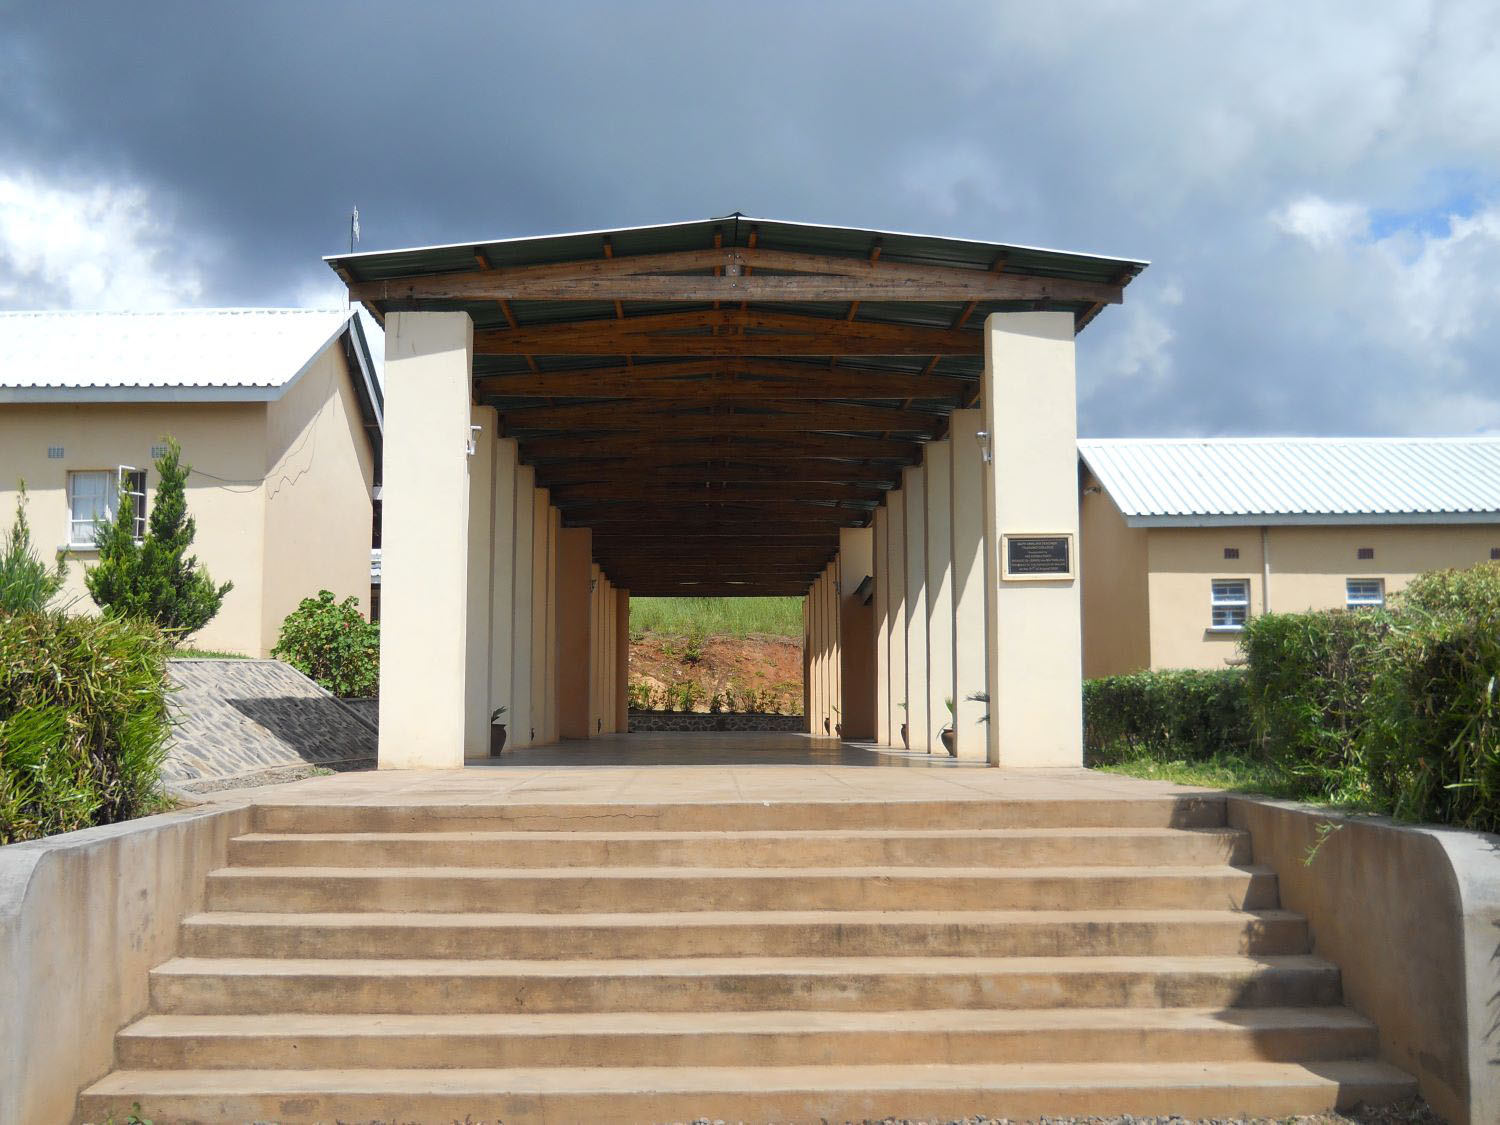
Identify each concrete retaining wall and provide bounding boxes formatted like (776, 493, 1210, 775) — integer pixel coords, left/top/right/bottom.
(0, 801, 255, 1125)
(1229, 796, 1500, 1125)
(627, 710, 806, 733)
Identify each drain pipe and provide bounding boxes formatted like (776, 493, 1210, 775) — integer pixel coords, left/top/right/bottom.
(1261, 526, 1272, 614)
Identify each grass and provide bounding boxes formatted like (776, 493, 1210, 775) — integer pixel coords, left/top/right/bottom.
(630, 596, 802, 639)
(1091, 749, 1326, 801)
(171, 647, 252, 660)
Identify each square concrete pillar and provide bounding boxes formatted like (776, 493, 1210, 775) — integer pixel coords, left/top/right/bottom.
(556, 526, 592, 739)
(902, 465, 930, 753)
(872, 508, 891, 745)
(530, 487, 551, 745)
(486, 439, 518, 760)
(884, 488, 908, 748)
(924, 441, 955, 754)
(839, 526, 875, 739)
(377, 311, 473, 769)
(948, 408, 989, 761)
(463, 406, 497, 761)
(615, 588, 630, 732)
(981, 311, 1084, 767)
(589, 564, 603, 735)
(543, 506, 561, 744)
(510, 465, 535, 749)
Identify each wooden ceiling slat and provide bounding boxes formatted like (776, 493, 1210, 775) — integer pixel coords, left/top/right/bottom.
(518, 433, 922, 462)
(506, 400, 943, 434)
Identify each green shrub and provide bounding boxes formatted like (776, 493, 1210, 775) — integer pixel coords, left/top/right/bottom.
(1240, 609, 1393, 799)
(1359, 598, 1500, 833)
(272, 590, 379, 698)
(0, 485, 68, 615)
(0, 611, 171, 843)
(86, 439, 232, 641)
(1083, 669, 1252, 763)
(1396, 561, 1500, 617)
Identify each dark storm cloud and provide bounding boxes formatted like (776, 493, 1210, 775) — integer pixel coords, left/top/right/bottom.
(4, 0, 1499, 436)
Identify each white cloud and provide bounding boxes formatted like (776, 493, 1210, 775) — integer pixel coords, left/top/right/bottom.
(0, 171, 212, 309)
(1271, 196, 1371, 249)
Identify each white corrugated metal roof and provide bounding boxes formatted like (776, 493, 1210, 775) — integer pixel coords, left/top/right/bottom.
(0, 308, 353, 400)
(1078, 437, 1500, 526)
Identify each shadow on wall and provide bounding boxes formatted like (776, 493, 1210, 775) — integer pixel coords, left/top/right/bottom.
(224, 696, 376, 767)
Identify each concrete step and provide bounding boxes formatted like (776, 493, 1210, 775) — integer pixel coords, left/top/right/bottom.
(251, 795, 1228, 835)
(227, 825, 1252, 869)
(115, 1006, 1378, 1070)
(77, 1058, 1418, 1124)
(149, 954, 1344, 1015)
(180, 907, 1311, 960)
(204, 863, 1281, 913)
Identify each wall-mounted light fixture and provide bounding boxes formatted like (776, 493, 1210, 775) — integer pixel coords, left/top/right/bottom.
(466, 425, 482, 456)
(975, 429, 993, 464)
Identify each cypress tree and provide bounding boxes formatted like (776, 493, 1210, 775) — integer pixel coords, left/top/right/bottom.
(85, 438, 232, 641)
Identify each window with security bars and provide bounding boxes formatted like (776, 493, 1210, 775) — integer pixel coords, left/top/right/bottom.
(1210, 579, 1250, 629)
(1346, 578, 1385, 609)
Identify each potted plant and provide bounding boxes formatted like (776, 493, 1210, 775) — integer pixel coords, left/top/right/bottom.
(897, 701, 909, 749)
(489, 706, 508, 756)
(940, 697, 957, 757)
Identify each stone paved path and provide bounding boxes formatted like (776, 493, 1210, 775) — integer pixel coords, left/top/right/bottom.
(164, 659, 375, 785)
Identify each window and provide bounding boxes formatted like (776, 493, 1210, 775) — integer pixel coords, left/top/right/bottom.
(68, 471, 115, 547)
(1223, 547, 1240, 560)
(67, 469, 146, 547)
(1357, 547, 1375, 560)
(1210, 579, 1250, 630)
(1346, 578, 1385, 609)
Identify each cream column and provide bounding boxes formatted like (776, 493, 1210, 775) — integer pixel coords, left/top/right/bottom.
(509, 465, 535, 749)
(885, 489, 908, 747)
(838, 525, 875, 739)
(949, 408, 989, 761)
(601, 576, 615, 733)
(556, 526, 592, 739)
(615, 589, 630, 732)
(530, 487, 551, 745)
(589, 564, 603, 735)
(463, 406, 497, 761)
(981, 311, 1084, 767)
(377, 311, 473, 770)
(809, 577, 824, 734)
(543, 507, 561, 743)
(488, 439, 518, 756)
(872, 508, 891, 745)
(902, 465, 930, 753)
(924, 441, 955, 753)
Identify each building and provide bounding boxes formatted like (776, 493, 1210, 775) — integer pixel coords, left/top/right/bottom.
(0, 308, 383, 656)
(1078, 437, 1500, 677)
(325, 216, 1146, 767)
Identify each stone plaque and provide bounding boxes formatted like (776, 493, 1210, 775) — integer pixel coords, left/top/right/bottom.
(1001, 533, 1074, 580)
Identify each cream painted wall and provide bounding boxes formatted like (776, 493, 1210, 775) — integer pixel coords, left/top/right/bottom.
(924, 441, 955, 751)
(1078, 474, 1152, 678)
(260, 340, 377, 654)
(949, 409, 989, 760)
(530, 487, 551, 745)
(839, 526, 876, 739)
(556, 527, 592, 739)
(1142, 522, 1500, 671)
(884, 488, 907, 746)
(0, 403, 269, 654)
(463, 407, 497, 761)
(485, 439, 518, 757)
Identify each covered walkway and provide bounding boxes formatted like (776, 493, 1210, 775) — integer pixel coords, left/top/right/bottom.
(327, 217, 1144, 771)
(473, 731, 982, 768)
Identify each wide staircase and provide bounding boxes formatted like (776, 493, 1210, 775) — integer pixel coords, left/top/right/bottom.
(80, 793, 1415, 1123)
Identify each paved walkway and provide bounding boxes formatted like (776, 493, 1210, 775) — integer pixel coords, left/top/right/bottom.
(206, 732, 1219, 809)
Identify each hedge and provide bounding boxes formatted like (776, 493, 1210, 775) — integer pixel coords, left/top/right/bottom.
(1242, 562, 1500, 833)
(0, 611, 172, 843)
(1083, 668, 1252, 763)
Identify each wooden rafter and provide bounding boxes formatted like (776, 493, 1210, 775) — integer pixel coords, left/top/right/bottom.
(518, 433, 922, 461)
(349, 247, 1123, 305)
(537, 461, 899, 483)
(474, 309, 982, 356)
(504, 398, 942, 434)
(550, 482, 886, 504)
(475, 364, 972, 401)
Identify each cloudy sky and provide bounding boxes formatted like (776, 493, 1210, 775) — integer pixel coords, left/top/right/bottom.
(3, 1, 1498, 437)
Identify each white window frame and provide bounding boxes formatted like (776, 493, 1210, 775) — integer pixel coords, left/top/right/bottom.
(66, 468, 147, 549)
(1210, 578, 1251, 631)
(1346, 577, 1385, 609)
(68, 471, 117, 548)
